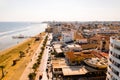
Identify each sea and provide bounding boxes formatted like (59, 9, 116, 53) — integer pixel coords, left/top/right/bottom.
(0, 22, 47, 51)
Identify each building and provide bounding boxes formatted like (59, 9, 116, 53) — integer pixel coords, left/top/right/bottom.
(84, 58, 107, 69)
(52, 58, 67, 75)
(51, 58, 106, 80)
(52, 43, 64, 57)
(50, 23, 62, 38)
(45, 24, 53, 33)
(61, 31, 74, 43)
(65, 44, 82, 52)
(97, 28, 119, 34)
(106, 36, 120, 80)
(76, 39, 88, 44)
(65, 51, 95, 65)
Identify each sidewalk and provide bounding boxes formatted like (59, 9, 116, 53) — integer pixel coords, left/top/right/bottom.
(35, 33, 52, 80)
(20, 36, 45, 80)
(35, 39, 49, 80)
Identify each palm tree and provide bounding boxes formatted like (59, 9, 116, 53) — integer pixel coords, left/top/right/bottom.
(32, 63, 39, 72)
(28, 72, 36, 80)
(0, 65, 5, 78)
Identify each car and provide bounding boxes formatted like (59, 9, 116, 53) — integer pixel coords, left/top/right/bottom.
(53, 77, 56, 80)
(47, 61, 50, 64)
(39, 74, 43, 80)
(47, 63, 52, 67)
(48, 58, 51, 61)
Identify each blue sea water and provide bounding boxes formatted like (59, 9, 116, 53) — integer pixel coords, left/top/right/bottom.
(0, 22, 47, 51)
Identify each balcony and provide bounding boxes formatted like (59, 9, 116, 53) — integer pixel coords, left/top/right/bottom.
(109, 53, 120, 65)
(110, 37, 120, 48)
(109, 62, 120, 75)
(107, 67, 120, 80)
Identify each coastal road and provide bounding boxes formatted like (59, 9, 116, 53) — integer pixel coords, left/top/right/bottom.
(20, 35, 46, 80)
(35, 33, 52, 80)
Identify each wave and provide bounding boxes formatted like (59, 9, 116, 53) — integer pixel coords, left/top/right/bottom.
(0, 27, 30, 37)
(0, 35, 8, 40)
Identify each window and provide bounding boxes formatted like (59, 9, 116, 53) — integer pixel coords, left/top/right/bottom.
(110, 51, 112, 55)
(112, 77, 117, 80)
(111, 43, 113, 47)
(109, 58, 120, 68)
(114, 44, 120, 50)
(119, 55, 120, 59)
(111, 52, 120, 60)
(111, 68, 119, 76)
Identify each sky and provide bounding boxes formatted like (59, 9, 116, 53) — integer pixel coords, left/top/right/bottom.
(0, 0, 120, 21)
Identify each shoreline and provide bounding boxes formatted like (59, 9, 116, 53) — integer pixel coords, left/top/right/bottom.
(0, 32, 46, 80)
(0, 23, 47, 51)
(0, 38, 31, 55)
(0, 32, 43, 55)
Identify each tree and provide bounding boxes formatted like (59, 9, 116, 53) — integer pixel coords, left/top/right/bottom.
(28, 72, 36, 80)
(41, 47, 44, 51)
(36, 58, 40, 64)
(0, 65, 5, 78)
(28, 43, 31, 46)
(32, 63, 39, 72)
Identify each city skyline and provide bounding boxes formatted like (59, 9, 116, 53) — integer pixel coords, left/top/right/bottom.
(0, 0, 120, 21)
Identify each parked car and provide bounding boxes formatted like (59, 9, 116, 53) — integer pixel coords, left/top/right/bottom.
(39, 74, 43, 80)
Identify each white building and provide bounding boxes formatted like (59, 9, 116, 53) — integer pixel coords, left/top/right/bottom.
(66, 44, 82, 52)
(76, 39, 88, 44)
(106, 36, 120, 80)
(53, 43, 63, 54)
(51, 24, 62, 38)
(97, 27, 118, 34)
(61, 31, 74, 43)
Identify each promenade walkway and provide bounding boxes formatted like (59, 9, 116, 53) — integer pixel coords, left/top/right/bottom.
(35, 33, 52, 80)
(20, 35, 46, 80)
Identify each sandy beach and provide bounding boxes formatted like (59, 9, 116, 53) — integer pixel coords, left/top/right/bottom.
(0, 32, 46, 80)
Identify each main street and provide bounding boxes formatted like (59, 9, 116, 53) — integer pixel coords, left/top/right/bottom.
(35, 33, 52, 80)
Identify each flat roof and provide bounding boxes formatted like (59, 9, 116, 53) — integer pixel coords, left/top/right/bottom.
(53, 43, 63, 53)
(65, 51, 95, 62)
(53, 44, 62, 48)
(62, 65, 102, 76)
(52, 58, 68, 68)
(67, 44, 81, 48)
(55, 48, 63, 53)
(77, 39, 87, 41)
(62, 66, 88, 76)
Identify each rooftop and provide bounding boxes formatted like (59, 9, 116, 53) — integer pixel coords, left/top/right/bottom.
(62, 65, 102, 76)
(52, 58, 68, 68)
(62, 31, 73, 35)
(67, 44, 81, 48)
(53, 43, 61, 49)
(110, 36, 120, 40)
(100, 52, 108, 58)
(65, 51, 95, 62)
(53, 43, 63, 53)
(62, 66, 88, 76)
(84, 58, 107, 69)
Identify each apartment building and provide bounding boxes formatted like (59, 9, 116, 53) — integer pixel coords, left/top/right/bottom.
(61, 31, 74, 43)
(106, 36, 120, 80)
